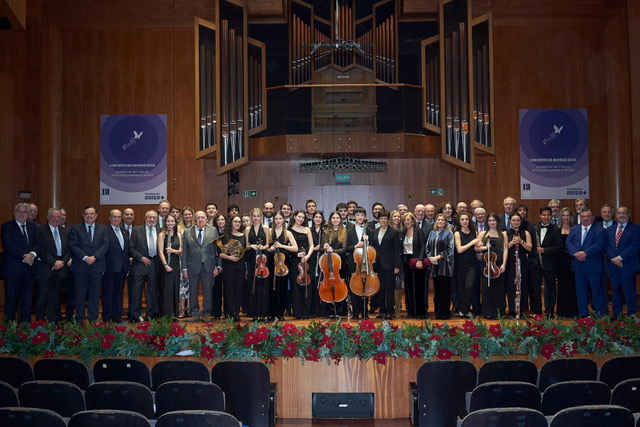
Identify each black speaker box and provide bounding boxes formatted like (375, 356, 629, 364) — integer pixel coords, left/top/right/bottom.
(312, 392, 374, 418)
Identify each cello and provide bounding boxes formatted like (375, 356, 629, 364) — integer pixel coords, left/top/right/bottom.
(349, 237, 380, 297)
(318, 250, 348, 304)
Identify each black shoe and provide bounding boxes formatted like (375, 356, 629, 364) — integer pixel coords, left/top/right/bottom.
(384, 314, 393, 320)
(376, 313, 384, 319)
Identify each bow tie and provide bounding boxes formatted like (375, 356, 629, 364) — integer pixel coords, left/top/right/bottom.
(540, 225, 549, 229)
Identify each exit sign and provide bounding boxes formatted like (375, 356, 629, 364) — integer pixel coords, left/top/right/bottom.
(243, 190, 257, 198)
(429, 188, 445, 196)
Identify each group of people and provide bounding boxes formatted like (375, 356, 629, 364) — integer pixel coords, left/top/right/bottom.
(1, 196, 638, 323)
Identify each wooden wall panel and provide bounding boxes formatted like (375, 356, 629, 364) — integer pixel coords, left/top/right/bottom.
(629, 0, 640, 217)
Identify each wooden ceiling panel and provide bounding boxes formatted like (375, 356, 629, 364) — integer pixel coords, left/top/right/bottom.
(41, 0, 622, 30)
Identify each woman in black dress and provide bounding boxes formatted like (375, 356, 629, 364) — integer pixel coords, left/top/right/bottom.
(475, 213, 508, 319)
(309, 211, 326, 317)
(454, 213, 478, 318)
(211, 213, 227, 318)
(268, 211, 298, 321)
(321, 211, 349, 318)
(288, 209, 314, 319)
(505, 214, 533, 318)
(158, 214, 182, 318)
(556, 207, 578, 318)
(218, 215, 246, 322)
(244, 207, 271, 321)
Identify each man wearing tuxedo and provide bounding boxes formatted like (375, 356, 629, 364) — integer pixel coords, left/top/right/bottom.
(367, 202, 384, 230)
(34, 208, 70, 321)
(2, 203, 39, 322)
(605, 207, 640, 317)
(129, 210, 161, 321)
(533, 207, 561, 317)
(103, 209, 130, 322)
(70, 206, 109, 322)
(181, 210, 221, 321)
(565, 209, 607, 317)
(346, 207, 369, 318)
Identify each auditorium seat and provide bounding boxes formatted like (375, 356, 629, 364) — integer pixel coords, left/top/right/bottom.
(477, 359, 538, 385)
(33, 358, 91, 389)
(0, 381, 18, 408)
(468, 381, 540, 413)
(549, 404, 634, 427)
(540, 380, 611, 416)
(93, 358, 151, 388)
(0, 357, 34, 388)
(155, 410, 241, 427)
(538, 358, 597, 391)
(69, 409, 151, 427)
(18, 380, 85, 417)
(460, 407, 547, 427)
(598, 355, 640, 389)
(611, 378, 640, 413)
(151, 359, 210, 390)
(410, 360, 477, 427)
(0, 407, 66, 427)
(211, 361, 277, 427)
(155, 380, 225, 417)
(85, 381, 155, 419)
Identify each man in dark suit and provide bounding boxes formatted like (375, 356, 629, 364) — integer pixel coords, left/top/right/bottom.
(532, 207, 561, 317)
(499, 196, 517, 231)
(181, 210, 220, 321)
(102, 209, 130, 322)
(1, 202, 39, 322)
(70, 206, 109, 322)
(129, 210, 161, 321)
(565, 208, 607, 317)
(34, 207, 70, 321)
(366, 202, 384, 231)
(597, 204, 616, 230)
(605, 206, 640, 317)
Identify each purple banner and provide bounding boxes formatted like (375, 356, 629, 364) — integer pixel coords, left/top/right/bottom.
(519, 109, 589, 200)
(100, 114, 167, 205)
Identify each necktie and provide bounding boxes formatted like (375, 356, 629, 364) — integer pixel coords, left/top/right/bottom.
(506, 216, 511, 230)
(127, 225, 132, 237)
(552, 218, 558, 226)
(615, 225, 623, 248)
(87, 225, 93, 243)
(478, 223, 484, 232)
(115, 227, 124, 250)
(54, 227, 62, 256)
(148, 227, 157, 257)
(197, 228, 203, 245)
(581, 226, 588, 245)
(268, 218, 272, 226)
(20, 224, 28, 244)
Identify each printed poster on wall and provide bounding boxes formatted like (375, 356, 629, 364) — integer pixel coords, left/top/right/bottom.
(519, 109, 589, 200)
(100, 114, 167, 205)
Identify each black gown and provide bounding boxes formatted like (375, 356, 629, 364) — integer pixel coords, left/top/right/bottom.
(481, 236, 506, 319)
(247, 226, 269, 319)
(290, 228, 313, 318)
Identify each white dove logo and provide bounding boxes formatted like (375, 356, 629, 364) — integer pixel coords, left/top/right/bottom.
(553, 125, 563, 134)
(133, 130, 143, 139)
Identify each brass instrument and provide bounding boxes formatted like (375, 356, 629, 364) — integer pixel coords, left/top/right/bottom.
(211, 236, 246, 258)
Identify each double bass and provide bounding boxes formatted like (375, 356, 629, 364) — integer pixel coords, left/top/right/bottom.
(349, 237, 380, 297)
(318, 250, 348, 304)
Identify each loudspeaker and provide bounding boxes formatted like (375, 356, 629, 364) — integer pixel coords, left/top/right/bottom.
(312, 393, 374, 418)
(229, 170, 240, 183)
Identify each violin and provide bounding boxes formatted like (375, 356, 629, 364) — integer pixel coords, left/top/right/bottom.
(349, 237, 380, 297)
(483, 249, 500, 278)
(318, 250, 348, 303)
(273, 246, 289, 277)
(296, 248, 311, 286)
(254, 239, 269, 279)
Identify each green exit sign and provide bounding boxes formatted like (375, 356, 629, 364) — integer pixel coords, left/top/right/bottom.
(429, 188, 445, 196)
(243, 190, 257, 198)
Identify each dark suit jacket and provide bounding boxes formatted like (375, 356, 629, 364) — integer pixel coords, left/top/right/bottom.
(401, 228, 426, 259)
(565, 223, 606, 273)
(105, 225, 131, 274)
(129, 224, 161, 275)
(70, 222, 109, 273)
(605, 222, 640, 273)
(498, 213, 511, 231)
(1, 220, 39, 278)
(346, 224, 368, 273)
(535, 223, 560, 271)
(34, 224, 70, 279)
(367, 227, 401, 271)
